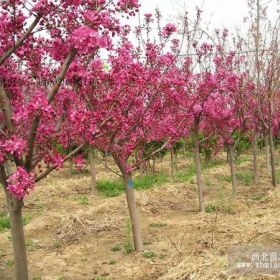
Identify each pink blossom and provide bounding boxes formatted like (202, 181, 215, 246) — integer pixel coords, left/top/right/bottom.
(162, 23, 176, 37)
(7, 167, 35, 199)
(73, 155, 86, 170)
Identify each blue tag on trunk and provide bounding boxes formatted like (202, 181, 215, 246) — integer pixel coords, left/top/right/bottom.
(128, 179, 134, 189)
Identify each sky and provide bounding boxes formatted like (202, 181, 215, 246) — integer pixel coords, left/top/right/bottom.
(136, 0, 278, 34)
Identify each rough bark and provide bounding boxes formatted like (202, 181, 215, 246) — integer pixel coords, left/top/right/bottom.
(123, 173, 143, 251)
(228, 144, 237, 196)
(69, 160, 73, 175)
(193, 123, 205, 212)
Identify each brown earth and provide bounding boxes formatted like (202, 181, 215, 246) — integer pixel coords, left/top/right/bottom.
(1, 153, 280, 280)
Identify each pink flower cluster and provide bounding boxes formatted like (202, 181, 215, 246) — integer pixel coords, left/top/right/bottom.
(7, 167, 35, 199)
(0, 136, 27, 163)
(73, 155, 86, 171)
(162, 23, 176, 37)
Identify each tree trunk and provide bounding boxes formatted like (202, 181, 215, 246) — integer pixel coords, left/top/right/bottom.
(228, 144, 237, 196)
(8, 197, 28, 280)
(123, 173, 143, 251)
(170, 147, 175, 181)
(193, 124, 205, 212)
(139, 161, 144, 177)
(88, 149, 97, 195)
(1, 163, 29, 280)
(265, 135, 271, 173)
(252, 136, 259, 184)
(268, 127, 277, 186)
(69, 160, 73, 175)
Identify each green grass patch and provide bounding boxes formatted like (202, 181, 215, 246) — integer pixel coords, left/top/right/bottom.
(175, 164, 196, 182)
(0, 212, 30, 232)
(73, 195, 89, 205)
(217, 174, 232, 183)
(0, 212, 10, 232)
(143, 251, 156, 259)
(202, 159, 224, 169)
(236, 171, 253, 186)
(97, 173, 167, 197)
(205, 203, 217, 213)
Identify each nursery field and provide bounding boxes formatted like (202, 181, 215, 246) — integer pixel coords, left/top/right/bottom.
(1, 152, 280, 280)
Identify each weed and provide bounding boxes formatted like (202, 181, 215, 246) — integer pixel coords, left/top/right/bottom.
(111, 244, 121, 252)
(205, 204, 217, 213)
(0, 212, 30, 232)
(149, 223, 167, 228)
(97, 173, 167, 197)
(143, 251, 156, 259)
(25, 239, 34, 247)
(6, 259, 14, 267)
(175, 164, 196, 183)
(253, 193, 265, 201)
(217, 174, 232, 183)
(143, 240, 153, 245)
(74, 195, 89, 205)
(0, 212, 10, 232)
(124, 219, 134, 254)
(109, 260, 117, 265)
(236, 171, 253, 186)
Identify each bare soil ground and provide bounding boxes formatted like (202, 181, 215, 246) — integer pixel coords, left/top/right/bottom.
(1, 153, 280, 280)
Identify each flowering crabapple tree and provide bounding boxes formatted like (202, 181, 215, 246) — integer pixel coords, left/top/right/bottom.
(75, 20, 186, 250)
(204, 51, 255, 195)
(0, 0, 140, 279)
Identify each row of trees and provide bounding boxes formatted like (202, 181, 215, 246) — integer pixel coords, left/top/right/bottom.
(1, 0, 280, 279)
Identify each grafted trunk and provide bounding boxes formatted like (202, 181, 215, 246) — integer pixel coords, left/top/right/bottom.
(170, 147, 175, 181)
(193, 123, 205, 212)
(228, 144, 237, 196)
(88, 149, 97, 195)
(123, 173, 143, 251)
(252, 136, 259, 184)
(139, 161, 144, 177)
(69, 160, 73, 175)
(268, 127, 277, 187)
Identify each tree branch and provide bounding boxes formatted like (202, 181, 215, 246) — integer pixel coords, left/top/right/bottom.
(25, 49, 77, 171)
(0, 84, 14, 134)
(0, 14, 42, 66)
(35, 144, 85, 182)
